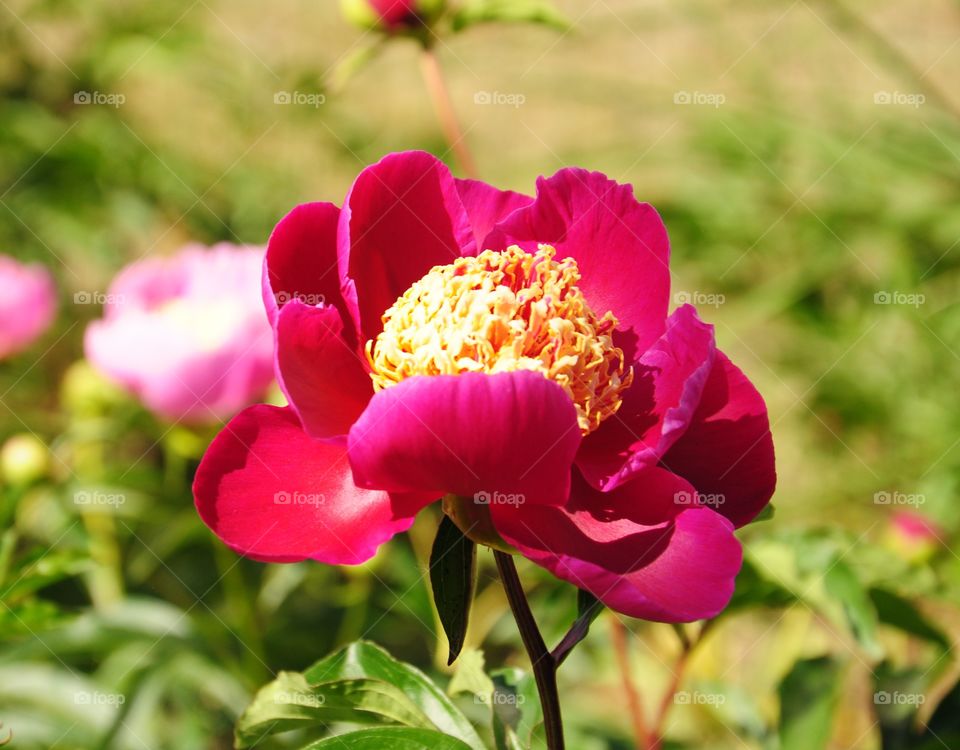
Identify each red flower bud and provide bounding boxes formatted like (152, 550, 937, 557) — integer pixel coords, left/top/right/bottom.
(341, 0, 444, 31)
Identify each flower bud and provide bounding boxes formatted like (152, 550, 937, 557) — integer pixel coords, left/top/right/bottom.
(885, 511, 943, 565)
(340, 0, 445, 31)
(1, 433, 50, 485)
(60, 360, 128, 417)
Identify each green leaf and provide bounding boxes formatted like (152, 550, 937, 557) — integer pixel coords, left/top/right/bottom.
(304, 641, 486, 750)
(0, 662, 119, 748)
(873, 664, 930, 727)
(301, 726, 474, 750)
(823, 559, 882, 658)
(451, 0, 568, 32)
(429, 515, 477, 665)
(778, 656, 843, 750)
(235, 672, 434, 748)
(746, 532, 883, 657)
(753, 503, 776, 522)
(0, 547, 91, 604)
(692, 680, 768, 742)
(447, 648, 494, 699)
(870, 588, 951, 650)
(726, 557, 796, 612)
(489, 668, 541, 750)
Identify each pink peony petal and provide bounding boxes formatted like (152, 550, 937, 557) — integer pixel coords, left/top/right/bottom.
(454, 178, 533, 251)
(577, 305, 715, 492)
(347, 371, 581, 505)
(194, 405, 431, 564)
(660, 352, 776, 528)
(339, 151, 476, 341)
(486, 168, 671, 361)
(491, 467, 742, 622)
(274, 301, 373, 441)
(262, 202, 353, 337)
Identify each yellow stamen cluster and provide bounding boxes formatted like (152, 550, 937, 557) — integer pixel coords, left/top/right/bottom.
(366, 245, 633, 435)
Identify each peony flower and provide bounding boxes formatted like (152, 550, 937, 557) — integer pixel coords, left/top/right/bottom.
(193, 151, 776, 622)
(0, 255, 57, 360)
(85, 244, 274, 425)
(341, 0, 444, 30)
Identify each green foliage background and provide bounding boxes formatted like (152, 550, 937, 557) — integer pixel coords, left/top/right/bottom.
(1, 0, 959, 748)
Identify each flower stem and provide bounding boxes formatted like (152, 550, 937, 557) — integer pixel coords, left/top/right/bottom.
(493, 550, 564, 750)
(419, 46, 479, 179)
(609, 616, 651, 748)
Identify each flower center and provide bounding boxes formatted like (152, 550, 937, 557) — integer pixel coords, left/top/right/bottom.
(366, 245, 633, 434)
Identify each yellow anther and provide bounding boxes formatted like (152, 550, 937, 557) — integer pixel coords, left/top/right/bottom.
(366, 245, 633, 434)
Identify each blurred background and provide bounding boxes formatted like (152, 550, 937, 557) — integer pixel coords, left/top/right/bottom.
(1, 0, 959, 747)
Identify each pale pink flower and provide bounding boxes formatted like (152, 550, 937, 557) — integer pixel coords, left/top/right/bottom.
(85, 244, 274, 424)
(0, 256, 57, 360)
